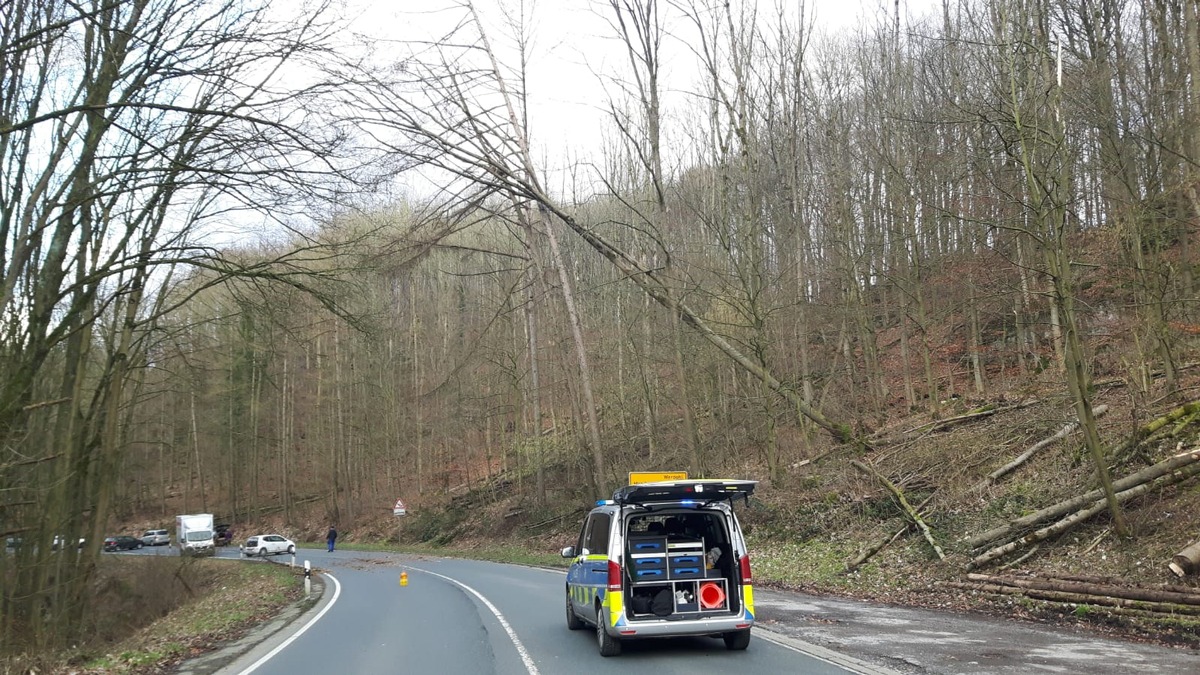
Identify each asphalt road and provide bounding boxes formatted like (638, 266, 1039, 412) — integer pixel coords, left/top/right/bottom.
(208, 549, 864, 674)
(129, 546, 1198, 674)
(752, 588, 1199, 674)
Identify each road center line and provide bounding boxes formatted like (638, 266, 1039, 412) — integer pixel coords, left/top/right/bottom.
(405, 565, 540, 675)
(237, 572, 343, 675)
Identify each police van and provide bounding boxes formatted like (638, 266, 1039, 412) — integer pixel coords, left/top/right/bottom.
(561, 474, 757, 656)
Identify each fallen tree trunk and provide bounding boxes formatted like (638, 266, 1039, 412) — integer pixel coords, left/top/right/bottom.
(939, 580, 1200, 616)
(845, 494, 935, 572)
(846, 522, 912, 573)
(901, 400, 1037, 436)
(926, 405, 995, 432)
(1169, 540, 1200, 578)
(1111, 401, 1200, 463)
(969, 501, 1110, 570)
(902, 407, 992, 435)
(1043, 572, 1200, 594)
(967, 573, 1200, 606)
(969, 459, 1200, 569)
(987, 405, 1108, 483)
(1170, 411, 1200, 438)
(968, 447, 1200, 550)
(851, 461, 944, 561)
(520, 508, 588, 531)
(1000, 544, 1040, 569)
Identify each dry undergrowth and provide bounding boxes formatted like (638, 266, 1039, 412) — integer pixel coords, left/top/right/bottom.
(0, 557, 302, 675)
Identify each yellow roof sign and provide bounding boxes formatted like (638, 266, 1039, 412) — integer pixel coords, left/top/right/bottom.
(628, 471, 688, 485)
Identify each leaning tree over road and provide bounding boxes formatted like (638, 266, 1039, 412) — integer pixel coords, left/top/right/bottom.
(330, 0, 862, 483)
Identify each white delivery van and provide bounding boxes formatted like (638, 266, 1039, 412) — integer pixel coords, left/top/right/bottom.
(176, 513, 216, 557)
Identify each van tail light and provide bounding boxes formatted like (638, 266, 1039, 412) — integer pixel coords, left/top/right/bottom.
(739, 553, 752, 583)
(607, 560, 622, 591)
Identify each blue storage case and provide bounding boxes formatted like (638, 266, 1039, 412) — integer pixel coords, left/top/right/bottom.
(631, 554, 666, 571)
(628, 536, 667, 552)
(669, 567, 703, 579)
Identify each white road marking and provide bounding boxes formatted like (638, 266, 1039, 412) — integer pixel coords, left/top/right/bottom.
(406, 565, 540, 675)
(756, 626, 903, 675)
(236, 572, 342, 675)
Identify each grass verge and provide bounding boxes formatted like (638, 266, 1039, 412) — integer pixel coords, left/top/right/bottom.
(0, 558, 302, 675)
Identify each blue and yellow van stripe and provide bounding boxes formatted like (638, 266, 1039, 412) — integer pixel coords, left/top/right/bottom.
(568, 554, 610, 615)
(567, 554, 629, 629)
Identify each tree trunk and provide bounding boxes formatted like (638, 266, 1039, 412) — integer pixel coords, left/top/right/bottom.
(640, 268, 657, 460)
(542, 212, 606, 496)
(521, 214, 545, 504)
(969, 459, 1200, 569)
(846, 495, 934, 572)
(966, 573, 1200, 607)
(968, 273, 986, 394)
(466, 2, 606, 495)
(987, 405, 1109, 483)
(941, 580, 1200, 616)
(969, 447, 1200, 550)
(673, 313, 702, 476)
(1170, 540, 1200, 578)
(851, 460, 944, 560)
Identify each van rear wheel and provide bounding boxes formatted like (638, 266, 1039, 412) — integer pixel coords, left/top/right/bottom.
(596, 605, 621, 656)
(565, 591, 584, 630)
(723, 629, 751, 650)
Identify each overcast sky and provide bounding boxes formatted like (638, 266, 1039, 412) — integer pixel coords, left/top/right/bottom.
(334, 0, 937, 198)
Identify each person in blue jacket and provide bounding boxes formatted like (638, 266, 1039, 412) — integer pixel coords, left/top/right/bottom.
(326, 526, 337, 552)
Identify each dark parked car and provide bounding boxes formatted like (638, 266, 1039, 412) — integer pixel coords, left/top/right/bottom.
(215, 523, 234, 546)
(104, 535, 143, 552)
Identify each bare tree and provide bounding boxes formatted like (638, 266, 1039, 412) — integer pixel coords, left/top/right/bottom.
(0, 0, 372, 647)
(332, 1, 859, 458)
(984, 0, 1128, 536)
(601, 0, 705, 474)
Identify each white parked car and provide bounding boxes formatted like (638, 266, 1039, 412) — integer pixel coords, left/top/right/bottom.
(51, 535, 85, 551)
(242, 534, 295, 557)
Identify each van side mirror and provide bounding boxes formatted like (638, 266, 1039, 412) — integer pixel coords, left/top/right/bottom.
(561, 546, 575, 558)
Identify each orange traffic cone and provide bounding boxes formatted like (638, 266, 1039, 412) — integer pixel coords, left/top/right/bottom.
(699, 581, 726, 609)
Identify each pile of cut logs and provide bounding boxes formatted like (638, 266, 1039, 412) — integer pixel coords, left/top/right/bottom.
(941, 573, 1200, 619)
(967, 447, 1200, 573)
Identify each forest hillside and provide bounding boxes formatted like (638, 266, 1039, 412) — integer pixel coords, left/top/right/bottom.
(4, 0, 1200, 655)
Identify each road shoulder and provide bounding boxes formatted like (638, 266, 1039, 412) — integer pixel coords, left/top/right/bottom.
(754, 586, 1200, 674)
(175, 569, 329, 675)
